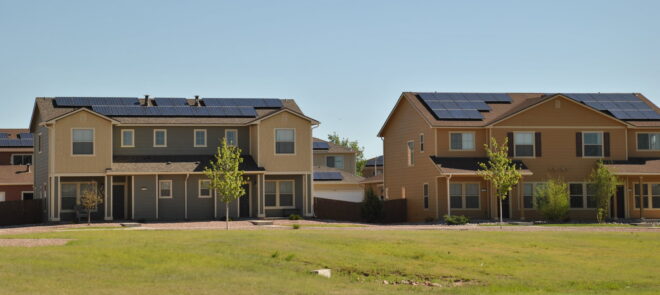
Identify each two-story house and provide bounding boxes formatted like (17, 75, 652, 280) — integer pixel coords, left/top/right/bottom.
(0, 129, 33, 201)
(361, 155, 384, 199)
(29, 96, 318, 222)
(379, 92, 660, 222)
(312, 138, 364, 202)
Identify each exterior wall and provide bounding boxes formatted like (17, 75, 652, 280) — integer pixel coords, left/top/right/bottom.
(58, 176, 105, 221)
(133, 175, 157, 220)
(313, 152, 356, 174)
(496, 97, 624, 127)
(34, 123, 49, 200)
(113, 126, 250, 156)
(623, 176, 660, 219)
(435, 129, 489, 157)
(382, 97, 438, 222)
(186, 174, 215, 220)
(362, 166, 383, 178)
(257, 112, 312, 172)
(53, 111, 113, 174)
(0, 185, 34, 201)
(264, 174, 304, 217)
(314, 183, 364, 202)
(157, 175, 186, 220)
(249, 124, 259, 164)
(627, 128, 660, 158)
(436, 176, 491, 220)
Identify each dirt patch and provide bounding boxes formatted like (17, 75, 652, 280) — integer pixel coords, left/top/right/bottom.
(336, 267, 479, 288)
(0, 239, 71, 247)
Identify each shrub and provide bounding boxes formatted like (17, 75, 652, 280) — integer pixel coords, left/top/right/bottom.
(288, 214, 302, 220)
(535, 179, 570, 222)
(292, 224, 301, 230)
(424, 217, 435, 223)
(361, 188, 383, 223)
(444, 215, 469, 225)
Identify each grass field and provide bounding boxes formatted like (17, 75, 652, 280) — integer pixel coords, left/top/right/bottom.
(0, 229, 658, 294)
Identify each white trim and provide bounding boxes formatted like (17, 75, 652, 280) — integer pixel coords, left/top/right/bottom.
(448, 131, 476, 151)
(120, 129, 135, 148)
(153, 129, 167, 147)
(422, 183, 429, 210)
(449, 182, 481, 210)
(264, 179, 296, 209)
(71, 128, 95, 156)
(634, 132, 660, 152)
(513, 131, 536, 158)
(225, 129, 238, 147)
(194, 129, 207, 148)
(582, 131, 604, 158)
(10, 153, 32, 165)
(568, 182, 597, 210)
(198, 179, 212, 198)
(633, 182, 660, 210)
(158, 179, 173, 199)
(45, 107, 119, 124)
(406, 140, 415, 167)
(274, 128, 296, 155)
(325, 155, 345, 169)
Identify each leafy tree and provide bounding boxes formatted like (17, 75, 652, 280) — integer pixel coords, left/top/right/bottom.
(361, 188, 383, 223)
(78, 188, 104, 226)
(327, 132, 366, 175)
(588, 160, 619, 223)
(204, 139, 246, 230)
(477, 137, 522, 225)
(535, 179, 570, 222)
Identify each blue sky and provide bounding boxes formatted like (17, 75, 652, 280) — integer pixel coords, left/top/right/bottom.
(1, 0, 659, 158)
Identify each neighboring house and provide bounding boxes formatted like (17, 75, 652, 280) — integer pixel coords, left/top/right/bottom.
(0, 129, 33, 201)
(30, 96, 318, 222)
(379, 92, 660, 222)
(361, 155, 384, 199)
(312, 138, 364, 202)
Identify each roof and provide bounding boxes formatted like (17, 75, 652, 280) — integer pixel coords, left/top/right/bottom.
(110, 155, 263, 174)
(0, 165, 33, 185)
(430, 156, 532, 176)
(360, 173, 383, 184)
(312, 166, 364, 184)
(0, 128, 33, 150)
(312, 137, 356, 153)
(604, 158, 660, 175)
(365, 155, 384, 167)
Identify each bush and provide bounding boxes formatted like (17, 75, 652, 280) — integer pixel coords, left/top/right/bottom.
(361, 188, 383, 223)
(535, 179, 570, 222)
(444, 215, 469, 225)
(288, 214, 302, 220)
(424, 217, 435, 223)
(292, 224, 301, 230)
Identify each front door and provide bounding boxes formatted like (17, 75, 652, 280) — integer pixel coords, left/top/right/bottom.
(611, 185, 625, 219)
(500, 196, 511, 219)
(112, 185, 125, 220)
(239, 184, 250, 218)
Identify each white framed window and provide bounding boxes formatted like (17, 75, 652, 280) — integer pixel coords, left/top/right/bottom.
(450, 183, 480, 209)
(61, 182, 97, 212)
(637, 133, 660, 151)
(634, 183, 660, 209)
(449, 132, 475, 151)
(514, 132, 535, 157)
(199, 179, 211, 198)
(154, 129, 167, 147)
(407, 141, 414, 166)
(21, 191, 34, 200)
(121, 129, 135, 148)
(420, 133, 425, 152)
(225, 129, 238, 147)
(194, 129, 207, 147)
(264, 180, 295, 208)
(582, 132, 603, 157)
(159, 180, 173, 199)
(569, 183, 597, 209)
(423, 183, 429, 209)
(275, 129, 295, 154)
(523, 182, 545, 209)
(72, 128, 94, 155)
(326, 155, 344, 169)
(11, 154, 32, 165)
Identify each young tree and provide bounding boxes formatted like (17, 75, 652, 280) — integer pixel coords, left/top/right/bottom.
(588, 160, 619, 223)
(327, 132, 367, 175)
(477, 137, 522, 226)
(535, 179, 570, 222)
(204, 139, 246, 230)
(79, 188, 104, 226)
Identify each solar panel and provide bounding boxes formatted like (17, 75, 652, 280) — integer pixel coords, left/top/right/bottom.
(313, 172, 343, 181)
(203, 98, 283, 108)
(0, 133, 8, 138)
(54, 97, 140, 107)
(313, 142, 330, 150)
(154, 97, 188, 106)
(562, 93, 660, 120)
(0, 138, 32, 147)
(91, 106, 258, 117)
(432, 109, 484, 120)
(18, 133, 32, 139)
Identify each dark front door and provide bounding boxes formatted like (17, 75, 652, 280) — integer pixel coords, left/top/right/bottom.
(611, 185, 625, 219)
(500, 196, 511, 219)
(112, 185, 125, 220)
(239, 184, 250, 218)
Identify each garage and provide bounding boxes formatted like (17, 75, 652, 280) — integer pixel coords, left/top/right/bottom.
(314, 188, 364, 203)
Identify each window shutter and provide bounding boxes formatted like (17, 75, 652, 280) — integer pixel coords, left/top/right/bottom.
(507, 132, 514, 157)
(576, 132, 582, 157)
(604, 132, 611, 157)
(535, 132, 542, 157)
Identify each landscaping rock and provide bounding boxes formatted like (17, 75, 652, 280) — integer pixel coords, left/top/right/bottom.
(120, 223, 141, 228)
(311, 269, 331, 278)
(250, 220, 274, 226)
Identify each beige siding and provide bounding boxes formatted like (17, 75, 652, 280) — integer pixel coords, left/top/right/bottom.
(496, 96, 624, 127)
(257, 112, 312, 172)
(436, 176, 491, 220)
(313, 152, 356, 174)
(435, 129, 489, 157)
(53, 111, 113, 174)
(249, 124, 259, 165)
(628, 129, 660, 158)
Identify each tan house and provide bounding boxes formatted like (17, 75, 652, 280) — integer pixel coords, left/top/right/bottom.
(30, 96, 318, 222)
(0, 129, 33, 202)
(312, 138, 364, 202)
(379, 92, 660, 222)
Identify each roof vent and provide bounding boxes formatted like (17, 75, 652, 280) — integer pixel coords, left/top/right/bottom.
(144, 95, 151, 106)
(194, 95, 200, 106)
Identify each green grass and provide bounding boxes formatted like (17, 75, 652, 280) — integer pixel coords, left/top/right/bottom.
(0, 229, 658, 294)
(58, 226, 123, 231)
(538, 223, 636, 227)
(298, 224, 368, 228)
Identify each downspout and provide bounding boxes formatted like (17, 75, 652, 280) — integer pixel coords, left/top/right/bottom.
(184, 174, 189, 220)
(639, 176, 644, 220)
(380, 137, 385, 198)
(446, 174, 453, 217)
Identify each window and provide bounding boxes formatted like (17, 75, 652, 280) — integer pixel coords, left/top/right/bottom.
(514, 132, 535, 157)
(225, 129, 238, 147)
(61, 182, 97, 212)
(159, 180, 172, 198)
(633, 183, 660, 209)
(450, 132, 475, 151)
(194, 129, 207, 147)
(121, 129, 134, 147)
(72, 129, 94, 155)
(637, 133, 660, 151)
(264, 180, 295, 208)
(326, 155, 344, 169)
(0, 192, 4, 202)
(420, 134, 425, 152)
(423, 183, 429, 209)
(523, 183, 545, 209)
(11, 154, 32, 165)
(653, 184, 660, 209)
(407, 141, 414, 166)
(37, 133, 42, 153)
(275, 129, 295, 154)
(21, 191, 34, 200)
(199, 180, 211, 198)
(450, 183, 480, 209)
(154, 129, 167, 147)
(582, 132, 603, 157)
(569, 183, 597, 209)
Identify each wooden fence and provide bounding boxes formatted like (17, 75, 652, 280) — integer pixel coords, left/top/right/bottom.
(313, 197, 407, 223)
(0, 199, 43, 226)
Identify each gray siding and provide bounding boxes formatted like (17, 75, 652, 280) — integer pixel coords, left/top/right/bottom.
(187, 175, 214, 220)
(113, 126, 250, 156)
(134, 175, 157, 220)
(34, 125, 49, 200)
(264, 175, 303, 217)
(157, 175, 186, 220)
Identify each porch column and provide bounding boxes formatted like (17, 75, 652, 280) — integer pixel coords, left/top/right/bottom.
(446, 175, 451, 217)
(639, 176, 644, 219)
(258, 174, 265, 218)
(519, 181, 525, 221)
(105, 175, 113, 220)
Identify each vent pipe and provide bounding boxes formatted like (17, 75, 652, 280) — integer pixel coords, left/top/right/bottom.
(144, 94, 151, 106)
(194, 95, 200, 106)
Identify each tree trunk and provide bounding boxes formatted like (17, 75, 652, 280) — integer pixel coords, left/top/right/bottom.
(499, 197, 503, 228)
(87, 209, 91, 226)
(225, 203, 229, 230)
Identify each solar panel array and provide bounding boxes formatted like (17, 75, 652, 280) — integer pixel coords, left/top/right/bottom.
(18, 133, 32, 139)
(154, 97, 188, 106)
(417, 93, 512, 120)
(91, 106, 258, 117)
(313, 142, 330, 150)
(562, 93, 660, 120)
(0, 138, 33, 147)
(54, 97, 140, 107)
(313, 171, 343, 181)
(0, 133, 8, 138)
(203, 98, 283, 108)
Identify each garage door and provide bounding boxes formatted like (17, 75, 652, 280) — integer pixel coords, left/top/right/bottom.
(315, 190, 364, 203)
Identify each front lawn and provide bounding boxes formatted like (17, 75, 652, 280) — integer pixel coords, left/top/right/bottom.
(0, 229, 658, 294)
